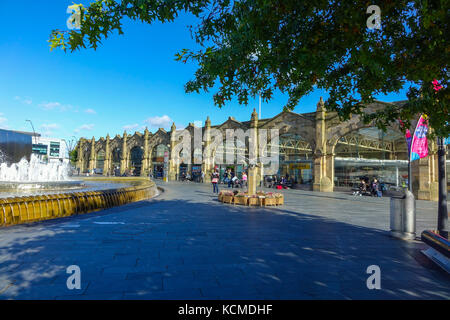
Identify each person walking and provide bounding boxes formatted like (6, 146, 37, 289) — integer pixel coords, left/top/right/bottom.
(242, 171, 247, 188)
(222, 171, 228, 185)
(211, 170, 220, 194)
(371, 178, 382, 197)
(227, 169, 233, 188)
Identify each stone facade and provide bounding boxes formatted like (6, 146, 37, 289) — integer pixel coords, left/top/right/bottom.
(76, 98, 441, 201)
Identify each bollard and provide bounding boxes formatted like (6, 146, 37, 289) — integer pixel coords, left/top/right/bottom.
(390, 190, 416, 240)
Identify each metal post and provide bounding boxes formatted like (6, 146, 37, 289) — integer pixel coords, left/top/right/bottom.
(396, 166, 399, 188)
(437, 137, 448, 239)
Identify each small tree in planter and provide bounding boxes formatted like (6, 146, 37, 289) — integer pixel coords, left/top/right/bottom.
(274, 193, 284, 205)
(265, 193, 277, 206)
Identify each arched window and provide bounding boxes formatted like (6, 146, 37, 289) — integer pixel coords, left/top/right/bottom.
(277, 133, 313, 185)
(96, 150, 105, 171)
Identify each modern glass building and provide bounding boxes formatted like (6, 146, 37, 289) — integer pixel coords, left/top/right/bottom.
(0, 129, 32, 164)
(32, 137, 69, 163)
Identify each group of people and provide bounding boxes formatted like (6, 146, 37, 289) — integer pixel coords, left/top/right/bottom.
(354, 177, 383, 197)
(210, 169, 248, 193)
(179, 171, 205, 182)
(222, 169, 248, 188)
(264, 175, 293, 189)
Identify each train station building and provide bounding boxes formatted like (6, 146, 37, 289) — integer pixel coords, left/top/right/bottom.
(75, 98, 446, 201)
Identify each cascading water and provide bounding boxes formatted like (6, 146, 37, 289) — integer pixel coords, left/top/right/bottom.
(0, 147, 123, 199)
(0, 154, 69, 182)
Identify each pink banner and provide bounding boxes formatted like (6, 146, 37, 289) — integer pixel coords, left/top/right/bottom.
(399, 120, 412, 156)
(410, 115, 429, 161)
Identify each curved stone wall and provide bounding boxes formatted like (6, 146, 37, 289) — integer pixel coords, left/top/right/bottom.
(0, 177, 158, 227)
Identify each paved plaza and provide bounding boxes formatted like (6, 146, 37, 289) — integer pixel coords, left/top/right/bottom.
(0, 182, 449, 300)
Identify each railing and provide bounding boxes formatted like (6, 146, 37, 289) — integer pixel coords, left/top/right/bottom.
(421, 230, 450, 258)
(0, 177, 157, 227)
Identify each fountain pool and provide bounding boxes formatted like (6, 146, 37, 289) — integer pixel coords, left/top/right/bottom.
(0, 154, 136, 198)
(0, 153, 86, 196)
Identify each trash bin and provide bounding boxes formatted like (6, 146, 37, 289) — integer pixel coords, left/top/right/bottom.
(390, 190, 416, 240)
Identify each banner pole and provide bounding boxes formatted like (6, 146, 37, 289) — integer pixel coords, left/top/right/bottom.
(408, 159, 412, 192)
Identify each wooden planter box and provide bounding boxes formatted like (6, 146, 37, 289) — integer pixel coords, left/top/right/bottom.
(264, 198, 277, 206)
(258, 197, 266, 206)
(233, 196, 248, 206)
(248, 197, 260, 206)
(276, 197, 284, 205)
(218, 194, 223, 202)
(222, 195, 234, 204)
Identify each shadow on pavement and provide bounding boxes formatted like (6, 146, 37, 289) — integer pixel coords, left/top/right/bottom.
(0, 197, 449, 300)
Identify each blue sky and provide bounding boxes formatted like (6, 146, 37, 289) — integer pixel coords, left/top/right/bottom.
(0, 1, 410, 144)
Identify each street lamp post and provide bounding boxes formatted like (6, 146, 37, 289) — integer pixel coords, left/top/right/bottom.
(25, 119, 37, 144)
(437, 137, 448, 239)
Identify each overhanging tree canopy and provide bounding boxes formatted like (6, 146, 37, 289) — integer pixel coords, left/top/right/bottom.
(50, 0, 449, 136)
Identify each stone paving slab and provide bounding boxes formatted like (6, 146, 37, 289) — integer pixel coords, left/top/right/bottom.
(0, 181, 448, 300)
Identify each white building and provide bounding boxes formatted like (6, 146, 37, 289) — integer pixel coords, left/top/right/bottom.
(32, 136, 70, 163)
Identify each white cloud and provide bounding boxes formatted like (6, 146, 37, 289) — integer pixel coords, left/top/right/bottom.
(144, 115, 173, 129)
(41, 123, 60, 130)
(14, 96, 32, 105)
(123, 123, 140, 131)
(74, 124, 95, 133)
(38, 101, 74, 112)
(39, 101, 62, 110)
(84, 108, 97, 114)
(40, 123, 60, 137)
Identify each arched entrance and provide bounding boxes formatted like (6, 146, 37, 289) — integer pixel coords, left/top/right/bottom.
(112, 147, 121, 176)
(278, 133, 313, 186)
(96, 150, 105, 174)
(213, 133, 249, 181)
(152, 144, 169, 179)
(334, 127, 408, 190)
(130, 146, 144, 176)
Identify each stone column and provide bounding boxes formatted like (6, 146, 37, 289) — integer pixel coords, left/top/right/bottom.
(120, 131, 128, 175)
(148, 145, 153, 177)
(169, 123, 177, 181)
(325, 152, 335, 188)
(248, 109, 259, 195)
(313, 97, 333, 192)
(88, 137, 96, 173)
(414, 139, 439, 201)
(141, 128, 150, 177)
(77, 139, 85, 174)
(203, 116, 212, 183)
(103, 134, 111, 176)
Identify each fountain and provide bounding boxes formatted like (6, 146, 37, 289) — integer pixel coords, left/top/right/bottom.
(0, 154, 83, 192)
(0, 129, 85, 194)
(0, 130, 157, 227)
